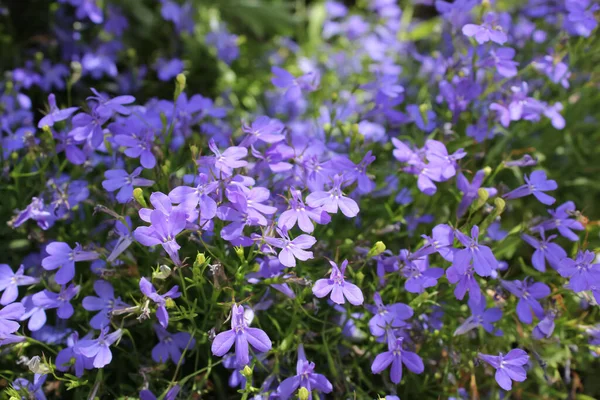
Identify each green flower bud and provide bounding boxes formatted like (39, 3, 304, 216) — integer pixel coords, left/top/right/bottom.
(298, 387, 310, 400)
(241, 365, 253, 379)
(367, 241, 386, 258)
(194, 253, 206, 269)
(133, 188, 148, 208)
(175, 73, 186, 100)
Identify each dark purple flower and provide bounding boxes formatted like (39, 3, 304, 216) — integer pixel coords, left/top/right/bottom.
(139, 277, 181, 328)
(478, 349, 529, 391)
(12, 374, 47, 400)
(41, 242, 99, 285)
(69, 109, 109, 149)
(446, 264, 481, 303)
(454, 297, 503, 336)
(152, 324, 195, 364)
(277, 344, 332, 400)
(110, 119, 157, 169)
(55, 331, 94, 377)
(211, 304, 272, 367)
(501, 278, 550, 324)
(503, 170, 557, 205)
(532, 201, 584, 241)
(312, 260, 363, 305)
(532, 311, 556, 339)
(82, 280, 130, 329)
(371, 336, 424, 384)
(366, 292, 413, 338)
(0, 264, 39, 305)
(403, 256, 444, 294)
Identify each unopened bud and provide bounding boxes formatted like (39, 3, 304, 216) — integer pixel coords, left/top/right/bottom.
(194, 252, 206, 269)
(472, 188, 489, 211)
(165, 297, 176, 309)
(367, 241, 386, 258)
(174, 73, 186, 100)
(483, 166, 492, 176)
(133, 188, 148, 207)
(241, 365, 253, 379)
(493, 198, 506, 216)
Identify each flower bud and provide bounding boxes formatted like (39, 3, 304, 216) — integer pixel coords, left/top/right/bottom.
(472, 188, 489, 211)
(194, 252, 206, 269)
(165, 297, 176, 309)
(175, 73, 186, 100)
(241, 365, 253, 379)
(133, 188, 148, 207)
(493, 198, 506, 216)
(367, 241, 386, 258)
(483, 166, 492, 176)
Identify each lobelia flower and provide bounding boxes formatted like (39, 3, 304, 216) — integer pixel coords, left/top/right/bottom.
(478, 349, 529, 391)
(82, 280, 130, 329)
(87, 88, 135, 119)
(452, 225, 498, 277)
(402, 256, 444, 294)
(205, 25, 240, 65)
(107, 218, 134, 263)
(264, 228, 316, 268)
(521, 230, 566, 272)
(0, 264, 39, 305)
(168, 174, 219, 220)
(278, 189, 331, 234)
(503, 170, 557, 205)
(532, 311, 556, 340)
(533, 54, 570, 88)
(69, 108, 110, 149)
(12, 374, 47, 400)
(140, 385, 180, 400)
(55, 331, 95, 377)
(152, 324, 195, 364)
(32, 284, 80, 320)
(110, 119, 157, 169)
(240, 116, 285, 146)
(78, 327, 122, 368)
(366, 292, 413, 338)
(371, 335, 424, 384)
(41, 242, 99, 285)
(456, 170, 498, 217)
(102, 167, 155, 203)
(20, 295, 47, 332)
(211, 304, 272, 367)
(558, 250, 600, 292)
(332, 151, 377, 194)
(480, 47, 519, 78)
(0, 302, 25, 334)
(37, 93, 78, 128)
(306, 174, 359, 217)
(454, 297, 503, 336)
(406, 104, 437, 132)
(462, 12, 508, 44)
(206, 139, 248, 176)
(420, 224, 455, 262)
(312, 260, 364, 305)
(277, 344, 333, 400)
(532, 201, 584, 241)
(446, 264, 481, 303)
(501, 278, 550, 324)
(564, 0, 599, 38)
(156, 58, 184, 81)
(133, 208, 187, 265)
(139, 278, 181, 328)
(271, 66, 320, 102)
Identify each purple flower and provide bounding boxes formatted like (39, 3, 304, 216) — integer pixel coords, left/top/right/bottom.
(87, 88, 135, 118)
(277, 344, 333, 400)
(456, 170, 497, 217)
(454, 297, 503, 336)
(156, 58, 184, 81)
(446, 264, 481, 302)
(533, 55, 570, 88)
(271, 66, 320, 102)
(78, 327, 122, 368)
(481, 47, 519, 78)
(462, 13, 508, 44)
(134, 208, 187, 266)
(264, 229, 316, 268)
(532, 201, 584, 241)
(41, 242, 99, 285)
(420, 224, 455, 262)
(564, 0, 599, 38)
(102, 167, 155, 203)
(82, 280, 130, 329)
(0, 264, 39, 305)
(55, 332, 94, 377)
(478, 349, 529, 391)
(152, 324, 195, 364)
(312, 260, 364, 305)
(205, 25, 240, 65)
(211, 304, 272, 367)
(20, 295, 47, 332)
(521, 230, 566, 272)
(452, 226, 498, 277)
(406, 104, 437, 132)
(0, 302, 25, 334)
(168, 174, 219, 220)
(240, 116, 285, 146)
(306, 174, 359, 217)
(371, 336, 424, 384)
(501, 278, 550, 324)
(206, 139, 248, 176)
(503, 170, 557, 205)
(403, 257, 444, 294)
(32, 284, 80, 320)
(333, 151, 377, 194)
(110, 119, 157, 169)
(278, 189, 331, 234)
(37, 94, 78, 128)
(139, 277, 181, 328)
(532, 311, 556, 340)
(69, 109, 109, 149)
(12, 374, 47, 400)
(559, 250, 600, 293)
(140, 385, 180, 400)
(366, 292, 413, 338)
